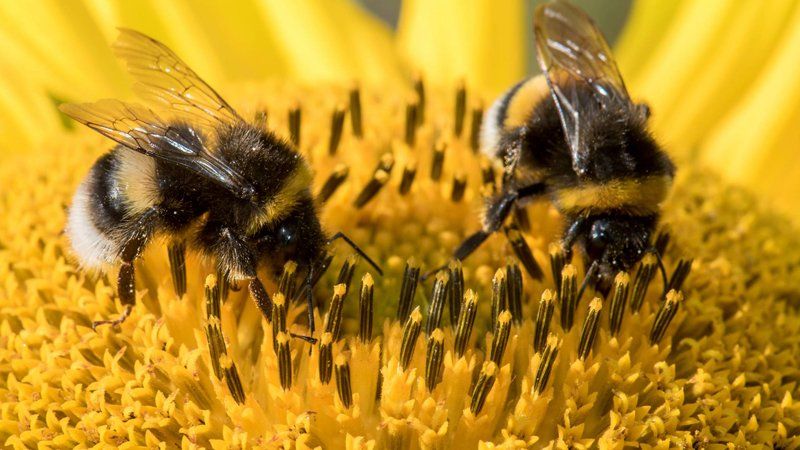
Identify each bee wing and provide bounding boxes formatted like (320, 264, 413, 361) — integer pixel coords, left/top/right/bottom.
(60, 99, 254, 199)
(534, 1, 631, 176)
(113, 28, 243, 127)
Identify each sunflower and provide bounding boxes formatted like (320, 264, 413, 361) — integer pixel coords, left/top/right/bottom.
(1, 1, 799, 448)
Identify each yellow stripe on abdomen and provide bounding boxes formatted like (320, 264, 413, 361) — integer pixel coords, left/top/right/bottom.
(554, 175, 672, 217)
(503, 75, 549, 130)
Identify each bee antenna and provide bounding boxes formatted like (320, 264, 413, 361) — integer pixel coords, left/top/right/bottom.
(328, 231, 383, 276)
(649, 247, 670, 298)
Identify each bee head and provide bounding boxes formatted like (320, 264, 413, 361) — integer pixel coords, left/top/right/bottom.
(254, 197, 326, 276)
(583, 215, 654, 293)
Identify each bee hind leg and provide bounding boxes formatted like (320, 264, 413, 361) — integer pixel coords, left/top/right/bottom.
(93, 208, 158, 330)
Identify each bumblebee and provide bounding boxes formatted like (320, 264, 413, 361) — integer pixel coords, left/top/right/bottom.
(62, 29, 379, 330)
(453, 0, 674, 293)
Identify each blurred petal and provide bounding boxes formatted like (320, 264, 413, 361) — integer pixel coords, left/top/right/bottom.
(614, 0, 685, 82)
(255, 0, 402, 85)
(0, 0, 127, 100)
(702, 3, 800, 216)
(397, 0, 526, 98)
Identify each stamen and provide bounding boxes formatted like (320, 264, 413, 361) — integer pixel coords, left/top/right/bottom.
(204, 275, 245, 403)
(513, 205, 532, 232)
(400, 307, 423, 370)
(559, 265, 578, 330)
(506, 260, 523, 324)
(534, 334, 560, 394)
(533, 289, 555, 354)
(454, 289, 478, 358)
(349, 83, 363, 138)
(204, 275, 223, 380)
(397, 258, 420, 321)
(328, 105, 346, 155)
(221, 354, 246, 403)
(288, 103, 301, 148)
(377, 152, 396, 173)
(359, 273, 374, 344)
(470, 361, 497, 415)
(430, 141, 446, 181)
(278, 261, 298, 300)
(450, 173, 467, 202)
(425, 329, 445, 391)
(505, 229, 544, 280)
(608, 272, 630, 335)
(336, 254, 358, 295)
(353, 169, 389, 209)
(480, 160, 496, 191)
(205, 274, 221, 320)
(630, 252, 657, 313)
(405, 100, 419, 146)
(334, 354, 353, 408)
(167, 240, 186, 297)
(454, 80, 466, 137)
(414, 74, 425, 125)
(668, 259, 693, 293)
(448, 260, 464, 325)
(490, 268, 507, 325)
(469, 102, 483, 153)
(549, 243, 566, 294)
(317, 164, 350, 204)
(490, 310, 512, 365)
(271, 292, 287, 354)
(399, 161, 417, 196)
(276, 332, 292, 390)
(318, 332, 333, 384)
(577, 298, 603, 360)
(650, 290, 683, 345)
(425, 271, 450, 335)
(655, 230, 670, 256)
(324, 284, 347, 342)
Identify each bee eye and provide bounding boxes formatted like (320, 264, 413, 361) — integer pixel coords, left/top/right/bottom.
(278, 226, 295, 245)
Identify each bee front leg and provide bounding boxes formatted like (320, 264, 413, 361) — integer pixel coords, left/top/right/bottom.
(452, 182, 547, 263)
(561, 217, 589, 262)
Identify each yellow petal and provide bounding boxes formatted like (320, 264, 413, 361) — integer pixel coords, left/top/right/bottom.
(615, 0, 686, 82)
(397, 0, 526, 98)
(256, 0, 401, 85)
(0, 0, 127, 100)
(657, 0, 797, 150)
(702, 3, 800, 218)
(629, 0, 739, 148)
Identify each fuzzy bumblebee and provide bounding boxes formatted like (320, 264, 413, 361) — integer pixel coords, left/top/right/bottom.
(450, 0, 675, 294)
(61, 29, 378, 330)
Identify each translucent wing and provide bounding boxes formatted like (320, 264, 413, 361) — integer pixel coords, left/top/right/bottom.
(534, 1, 631, 176)
(113, 28, 243, 127)
(60, 99, 254, 199)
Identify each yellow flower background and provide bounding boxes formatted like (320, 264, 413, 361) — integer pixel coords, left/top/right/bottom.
(1, 0, 800, 448)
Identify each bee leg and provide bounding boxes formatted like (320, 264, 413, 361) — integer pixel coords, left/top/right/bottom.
(560, 217, 589, 262)
(92, 262, 136, 330)
(423, 182, 547, 280)
(248, 277, 272, 318)
(93, 212, 156, 330)
(650, 248, 670, 298)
